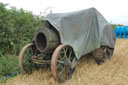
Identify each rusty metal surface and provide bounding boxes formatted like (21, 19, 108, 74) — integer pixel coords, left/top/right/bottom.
(34, 24, 60, 53)
(92, 48, 103, 60)
(92, 46, 114, 64)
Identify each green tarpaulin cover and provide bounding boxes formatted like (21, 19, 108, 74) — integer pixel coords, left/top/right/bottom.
(43, 7, 116, 59)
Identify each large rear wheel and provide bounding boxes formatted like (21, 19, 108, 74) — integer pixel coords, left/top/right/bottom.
(51, 45, 76, 83)
(92, 46, 114, 65)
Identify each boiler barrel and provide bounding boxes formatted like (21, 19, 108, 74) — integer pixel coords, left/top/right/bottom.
(35, 27, 60, 52)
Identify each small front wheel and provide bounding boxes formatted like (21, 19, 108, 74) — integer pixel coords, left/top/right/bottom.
(19, 43, 38, 74)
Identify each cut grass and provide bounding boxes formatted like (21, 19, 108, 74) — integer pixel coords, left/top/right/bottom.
(4, 39, 128, 85)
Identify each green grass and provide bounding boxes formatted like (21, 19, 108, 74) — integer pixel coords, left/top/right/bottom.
(0, 55, 20, 82)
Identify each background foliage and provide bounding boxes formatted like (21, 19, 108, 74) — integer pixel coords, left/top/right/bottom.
(0, 2, 42, 56)
(0, 56, 19, 76)
(0, 2, 43, 82)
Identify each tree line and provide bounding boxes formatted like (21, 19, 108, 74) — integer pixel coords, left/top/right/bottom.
(0, 2, 42, 56)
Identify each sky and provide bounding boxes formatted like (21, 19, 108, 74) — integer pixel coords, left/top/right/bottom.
(0, 0, 128, 25)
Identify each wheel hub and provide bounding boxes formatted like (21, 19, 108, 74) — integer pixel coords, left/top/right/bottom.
(64, 58, 71, 66)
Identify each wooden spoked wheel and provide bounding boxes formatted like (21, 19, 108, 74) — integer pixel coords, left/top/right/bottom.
(51, 45, 76, 83)
(19, 43, 38, 74)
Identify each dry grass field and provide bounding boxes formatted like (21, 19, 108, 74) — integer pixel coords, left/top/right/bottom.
(2, 39, 128, 85)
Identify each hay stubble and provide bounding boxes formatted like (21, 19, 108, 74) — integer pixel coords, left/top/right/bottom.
(4, 39, 128, 85)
